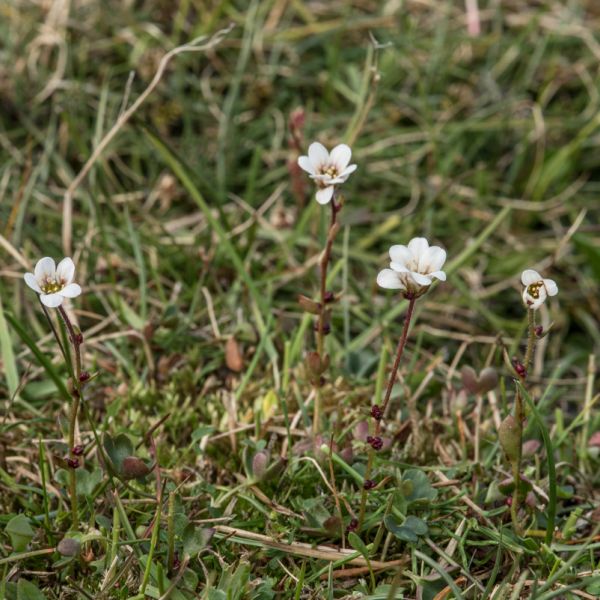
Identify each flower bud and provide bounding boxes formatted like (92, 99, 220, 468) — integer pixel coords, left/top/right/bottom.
(57, 537, 81, 557)
(498, 415, 521, 463)
(346, 518, 358, 532)
(251, 450, 269, 479)
(363, 479, 376, 490)
(72, 445, 85, 456)
(323, 291, 335, 303)
(121, 456, 151, 480)
(366, 436, 383, 451)
(306, 351, 323, 376)
(79, 371, 91, 384)
(66, 458, 79, 469)
(298, 294, 321, 315)
(461, 366, 479, 394)
(478, 367, 498, 393)
(370, 405, 383, 421)
(512, 358, 527, 379)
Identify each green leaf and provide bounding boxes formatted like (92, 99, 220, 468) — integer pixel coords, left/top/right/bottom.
(384, 515, 417, 542)
(103, 433, 134, 474)
(0, 297, 18, 400)
(347, 532, 370, 557)
(384, 514, 428, 542)
(17, 580, 47, 600)
(55, 467, 104, 497)
(400, 469, 438, 505)
(215, 561, 250, 598)
(404, 515, 429, 536)
(182, 525, 214, 558)
(5, 515, 35, 552)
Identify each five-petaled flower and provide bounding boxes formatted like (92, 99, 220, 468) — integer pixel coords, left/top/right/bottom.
(297, 142, 357, 205)
(24, 257, 82, 308)
(377, 237, 447, 297)
(521, 269, 558, 310)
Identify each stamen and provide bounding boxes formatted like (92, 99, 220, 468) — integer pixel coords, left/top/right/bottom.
(527, 282, 543, 299)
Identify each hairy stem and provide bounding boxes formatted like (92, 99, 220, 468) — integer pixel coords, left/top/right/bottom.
(313, 197, 340, 434)
(57, 306, 83, 531)
(358, 296, 417, 528)
(511, 308, 536, 535)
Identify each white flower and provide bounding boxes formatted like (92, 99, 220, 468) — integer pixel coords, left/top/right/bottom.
(377, 237, 447, 297)
(297, 142, 357, 204)
(521, 269, 558, 310)
(24, 257, 82, 308)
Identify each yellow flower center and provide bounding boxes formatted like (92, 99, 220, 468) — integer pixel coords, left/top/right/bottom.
(526, 281, 543, 299)
(41, 278, 65, 294)
(321, 165, 339, 178)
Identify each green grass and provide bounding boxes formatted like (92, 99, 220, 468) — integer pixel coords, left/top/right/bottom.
(1, 0, 600, 598)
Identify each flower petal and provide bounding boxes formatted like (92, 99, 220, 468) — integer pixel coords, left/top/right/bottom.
(329, 144, 352, 171)
(408, 237, 430, 260)
(40, 293, 64, 308)
(24, 272, 41, 293)
(390, 262, 410, 273)
(56, 257, 75, 285)
(429, 270, 446, 282)
(521, 269, 541, 286)
(423, 246, 446, 273)
(315, 186, 334, 205)
(409, 271, 432, 286)
(543, 278, 558, 297)
(340, 163, 357, 178)
(377, 269, 405, 290)
(58, 283, 82, 298)
(389, 245, 411, 268)
(297, 155, 315, 175)
(308, 142, 329, 170)
(34, 257, 56, 283)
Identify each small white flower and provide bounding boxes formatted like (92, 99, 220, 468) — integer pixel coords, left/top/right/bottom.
(521, 269, 558, 310)
(377, 237, 447, 297)
(297, 142, 357, 205)
(24, 257, 82, 308)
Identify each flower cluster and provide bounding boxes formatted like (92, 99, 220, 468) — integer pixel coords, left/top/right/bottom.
(24, 257, 82, 308)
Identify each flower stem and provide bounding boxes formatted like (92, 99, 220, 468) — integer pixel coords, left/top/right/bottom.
(313, 197, 340, 434)
(511, 308, 536, 535)
(358, 296, 417, 528)
(57, 306, 83, 531)
(376, 296, 416, 436)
